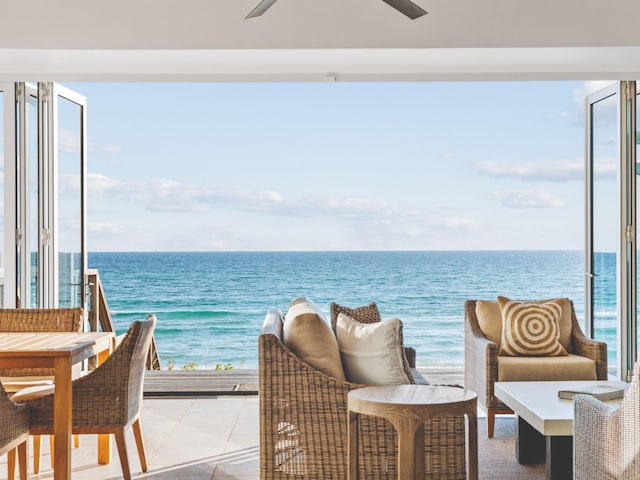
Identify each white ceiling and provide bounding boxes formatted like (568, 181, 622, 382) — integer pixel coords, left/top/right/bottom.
(0, 0, 639, 81)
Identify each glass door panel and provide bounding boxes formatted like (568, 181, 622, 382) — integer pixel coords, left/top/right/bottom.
(637, 89, 640, 361)
(19, 84, 40, 308)
(53, 86, 86, 308)
(0, 90, 4, 306)
(587, 86, 619, 376)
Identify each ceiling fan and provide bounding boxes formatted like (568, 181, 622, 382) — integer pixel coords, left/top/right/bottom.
(246, 0, 427, 20)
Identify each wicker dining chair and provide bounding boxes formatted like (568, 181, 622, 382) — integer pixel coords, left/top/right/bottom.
(0, 383, 30, 480)
(0, 308, 84, 383)
(574, 361, 640, 479)
(14, 315, 156, 480)
(0, 307, 84, 473)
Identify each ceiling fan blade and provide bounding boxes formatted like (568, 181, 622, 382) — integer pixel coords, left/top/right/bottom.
(380, 0, 427, 19)
(246, 0, 279, 19)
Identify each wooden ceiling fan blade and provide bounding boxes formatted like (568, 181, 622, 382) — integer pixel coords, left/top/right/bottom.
(380, 0, 427, 19)
(246, 0, 279, 19)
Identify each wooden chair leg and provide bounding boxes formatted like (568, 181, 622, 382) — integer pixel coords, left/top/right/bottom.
(17, 441, 27, 480)
(33, 434, 41, 473)
(49, 435, 54, 469)
(487, 411, 496, 438)
(7, 448, 16, 480)
(132, 418, 148, 472)
(114, 428, 132, 480)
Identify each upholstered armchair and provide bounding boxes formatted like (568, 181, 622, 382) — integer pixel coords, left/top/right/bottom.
(464, 298, 608, 437)
(574, 361, 640, 479)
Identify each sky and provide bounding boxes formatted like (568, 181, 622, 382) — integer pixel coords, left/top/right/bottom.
(59, 80, 618, 252)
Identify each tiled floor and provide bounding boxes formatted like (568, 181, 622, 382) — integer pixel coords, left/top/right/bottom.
(0, 396, 260, 480)
(0, 396, 544, 480)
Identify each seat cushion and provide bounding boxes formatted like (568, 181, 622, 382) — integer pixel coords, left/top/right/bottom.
(476, 297, 573, 351)
(497, 354, 597, 381)
(283, 297, 346, 381)
(336, 313, 412, 385)
(498, 296, 567, 356)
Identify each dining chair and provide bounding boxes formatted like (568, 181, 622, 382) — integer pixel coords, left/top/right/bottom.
(14, 315, 157, 480)
(0, 307, 83, 473)
(0, 383, 30, 480)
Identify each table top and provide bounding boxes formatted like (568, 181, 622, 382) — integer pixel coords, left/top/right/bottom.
(494, 380, 628, 436)
(0, 332, 114, 357)
(349, 384, 476, 408)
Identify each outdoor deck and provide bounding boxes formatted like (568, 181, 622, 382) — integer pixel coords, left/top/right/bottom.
(142, 367, 465, 396)
(0, 368, 545, 480)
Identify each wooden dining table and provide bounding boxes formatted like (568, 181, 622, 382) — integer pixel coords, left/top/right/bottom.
(0, 331, 115, 480)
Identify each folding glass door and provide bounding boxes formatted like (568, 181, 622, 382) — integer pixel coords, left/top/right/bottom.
(586, 81, 637, 380)
(0, 82, 87, 311)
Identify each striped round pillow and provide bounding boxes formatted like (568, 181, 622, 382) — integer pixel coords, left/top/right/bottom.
(498, 296, 568, 356)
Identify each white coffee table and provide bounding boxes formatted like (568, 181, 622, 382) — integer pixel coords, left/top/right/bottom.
(494, 380, 627, 480)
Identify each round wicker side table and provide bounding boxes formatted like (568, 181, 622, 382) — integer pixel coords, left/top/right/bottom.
(347, 384, 478, 480)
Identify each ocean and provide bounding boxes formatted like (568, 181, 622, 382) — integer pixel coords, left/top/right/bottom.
(87, 250, 616, 370)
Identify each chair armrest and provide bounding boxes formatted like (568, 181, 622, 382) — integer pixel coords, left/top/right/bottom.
(464, 300, 500, 409)
(571, 314, 608, 380)
(464, 325, 498, 409)
(574, 394, 622, 478)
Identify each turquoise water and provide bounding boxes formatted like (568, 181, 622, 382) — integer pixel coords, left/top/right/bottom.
(88, 250, 615, 369)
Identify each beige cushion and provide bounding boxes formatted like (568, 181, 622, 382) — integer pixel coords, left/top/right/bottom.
(336, 313, 411, 385)
(476, 300, 503, 346)
(476, 297, 573, 351)
(10, 384, 55, 402)
(498, 354, 597, 381)
(498, 296, 567, 356)
(283, 297, 346, 381)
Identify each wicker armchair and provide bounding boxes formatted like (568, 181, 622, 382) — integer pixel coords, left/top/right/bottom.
(464, 299, 608, 438)
(574, 361, 640, 479)
(260, 309, 467, 480)
(16, 315, 156, 480)
(0, 383, 30, 480)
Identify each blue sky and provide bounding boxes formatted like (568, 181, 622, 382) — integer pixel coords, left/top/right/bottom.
(64, 80, 616, 252)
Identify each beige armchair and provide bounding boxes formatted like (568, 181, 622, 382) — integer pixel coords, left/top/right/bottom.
(574, 361, 640, 479)
(464, 299, 608, 437)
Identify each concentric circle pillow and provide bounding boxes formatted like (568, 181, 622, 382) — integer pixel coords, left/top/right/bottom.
(498, 296, 568, 357)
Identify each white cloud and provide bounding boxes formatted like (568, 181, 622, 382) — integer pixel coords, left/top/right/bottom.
(487, 188, 565, 209)
(88, 222, 124, 234)
(58, 128, 121, 154)
(474, 160, 582, 181)
(441, 218, 478, 228)
(440, 151, 456, 159)
(88, 173, 425, 221)
(474, 158, 616, 182)
(99, 145, 122, 154)
(59, 129, 81, 153)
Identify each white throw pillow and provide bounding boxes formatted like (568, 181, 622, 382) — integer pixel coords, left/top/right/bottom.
(336, 313, 411, 385)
